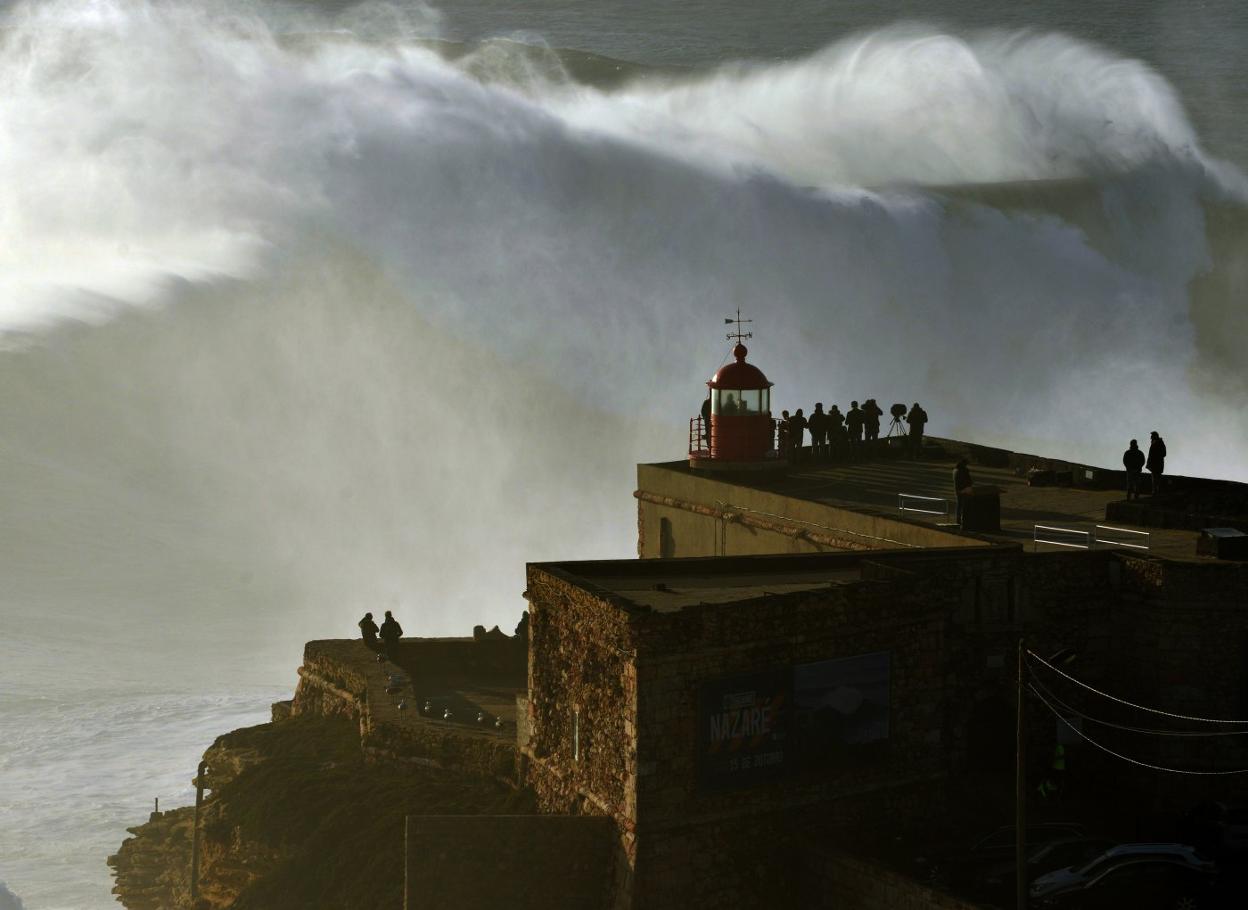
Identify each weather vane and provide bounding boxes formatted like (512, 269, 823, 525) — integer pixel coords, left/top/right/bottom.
(724, 308, 753, 344)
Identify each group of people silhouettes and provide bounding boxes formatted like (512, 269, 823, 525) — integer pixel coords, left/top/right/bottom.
(1122, 431, 1167, 500)
(777, 400, 928, 463)
(359, 610, 404, 660)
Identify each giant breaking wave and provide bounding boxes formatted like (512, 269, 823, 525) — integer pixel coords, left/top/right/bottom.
(1, 0, 1246, 656)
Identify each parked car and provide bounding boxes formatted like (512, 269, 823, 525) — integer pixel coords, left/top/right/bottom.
(1029, 844, 1216, 909)
(973, 836, 1116, 902)
(1179, 802, 1248, 858)
(914, 822, 1086, 888)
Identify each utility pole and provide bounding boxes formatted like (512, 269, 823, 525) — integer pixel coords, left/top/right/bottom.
(1016, 638, 1027, 910)
(190, 760, 208, 904)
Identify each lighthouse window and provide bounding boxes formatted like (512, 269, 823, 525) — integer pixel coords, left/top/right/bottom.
(714, 389, 765, 415)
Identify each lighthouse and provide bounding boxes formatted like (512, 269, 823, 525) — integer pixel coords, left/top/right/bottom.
(688, 313, 785, 474)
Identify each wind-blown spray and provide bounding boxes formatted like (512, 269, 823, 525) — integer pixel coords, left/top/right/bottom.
(2, 3, 1248, 906)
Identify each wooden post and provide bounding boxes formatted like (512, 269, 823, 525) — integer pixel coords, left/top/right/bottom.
(190, 761, 208, 903)
(1016, 639, 1027, 910)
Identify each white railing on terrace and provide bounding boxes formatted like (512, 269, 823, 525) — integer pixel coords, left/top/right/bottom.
(898, 493, 949, 517)
(1034, 524, 1091, 550)
(1094, 525, 1151, 551)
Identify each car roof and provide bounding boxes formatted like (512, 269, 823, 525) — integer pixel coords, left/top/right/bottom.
(1102, 844, 1198, 857)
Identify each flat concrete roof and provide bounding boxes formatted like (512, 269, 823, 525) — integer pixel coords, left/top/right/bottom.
(591, 567, 863, 611)
(645, 439, 1204, 561)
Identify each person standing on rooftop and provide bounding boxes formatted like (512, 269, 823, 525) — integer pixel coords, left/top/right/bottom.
(808, 403, 828, 461)
(953, 458, 973, 526)
(862, 399, 883, 445)
(1146, 430, 1167, 494)
(846, 401, 864, 452)
(906, 402, 928, 458)
(827, 404, 845, 458)
(358, 612, 379, 651)
(379, 610, 404, 662)
(789, 408, 807, 463)
(1122, 439, 1145, 500)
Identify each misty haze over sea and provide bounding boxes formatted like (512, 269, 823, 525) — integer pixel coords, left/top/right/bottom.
(1, 1, 1247, 906)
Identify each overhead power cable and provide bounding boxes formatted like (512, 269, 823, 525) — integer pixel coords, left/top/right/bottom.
(1028, 684, 1248, 776)
(1026, 649, 1248, 725)
(1027, 670, 1248, 738)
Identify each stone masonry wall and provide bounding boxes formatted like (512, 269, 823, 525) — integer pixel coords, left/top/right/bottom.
(628, 574, 949, 909)
(523, 567, 642, 907)
(803, 849, 986, 910)
(405, 816, 612, 910)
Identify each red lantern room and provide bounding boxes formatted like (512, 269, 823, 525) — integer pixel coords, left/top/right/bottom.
(688, 314, 785, 474)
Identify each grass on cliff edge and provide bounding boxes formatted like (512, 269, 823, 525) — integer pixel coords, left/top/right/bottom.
(205, 716, 534, 910)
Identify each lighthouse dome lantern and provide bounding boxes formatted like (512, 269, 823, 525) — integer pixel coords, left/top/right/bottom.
(688, 314, 785, 474)
(709, 343, 772, 417)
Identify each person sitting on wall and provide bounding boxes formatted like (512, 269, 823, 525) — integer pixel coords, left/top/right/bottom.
(1122, 439, 1145, 500)
(379, 610, 404, 661)
(906, 402, 929, 458)
(358, 612, 380, 651)
(862, 398, 883, 444)
(953, 458, 973, 526)
(846, 401, 864, 452)
(1146, 430, 1167, 495)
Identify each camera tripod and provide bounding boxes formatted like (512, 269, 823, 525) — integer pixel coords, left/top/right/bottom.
(886, 416, 907, 439)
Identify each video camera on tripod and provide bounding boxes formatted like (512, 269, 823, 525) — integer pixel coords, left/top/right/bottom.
(887, 403, 908, 438)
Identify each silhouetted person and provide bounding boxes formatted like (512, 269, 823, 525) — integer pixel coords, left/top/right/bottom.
(1122, 439, 1145, 500)
(789, 408, 807, 463)
(721, 392, 739, 415)
(906, 402, 928, 458)
(953, 459, 973, 526)
(379, 610, 403, 661)
(862, 399, 883, 444)
(846, 401, 864, 450)
(358, 612, 379, 651)
(700, 394, 712, 449)
(778, 410, 790, 459)
(1146, 430, 1167, 494)
(808, 403, 828, 460)
(827, 405, 845, 457)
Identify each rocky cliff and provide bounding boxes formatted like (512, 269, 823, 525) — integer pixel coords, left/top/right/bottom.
(109, 713, 531, 910)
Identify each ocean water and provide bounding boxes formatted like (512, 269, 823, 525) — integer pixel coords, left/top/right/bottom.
(1, 1, 1246, 906)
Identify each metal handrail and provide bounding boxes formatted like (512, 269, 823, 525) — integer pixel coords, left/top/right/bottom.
(1093, 525, 1151, 551)
(1034, 524, 1091, 550)
(898, 493, 949, 517)
(688, 416, 710, 457)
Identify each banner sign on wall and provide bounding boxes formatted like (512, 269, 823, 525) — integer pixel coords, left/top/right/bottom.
(698, 653, 892, 791)
(793, 651, 892, 769)
(697, 667, 792, 790)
